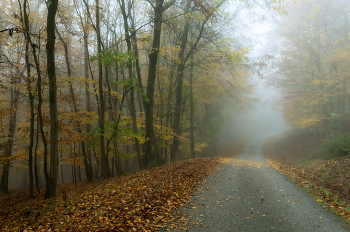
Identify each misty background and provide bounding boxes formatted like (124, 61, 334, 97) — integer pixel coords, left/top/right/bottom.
(219, 22, 291, 144)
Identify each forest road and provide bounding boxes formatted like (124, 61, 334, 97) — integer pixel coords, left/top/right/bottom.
(166, 132, 350, 232)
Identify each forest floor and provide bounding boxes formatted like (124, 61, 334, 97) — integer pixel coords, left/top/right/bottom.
(0, 138, 248, 231)
(264, 131, 350, 225)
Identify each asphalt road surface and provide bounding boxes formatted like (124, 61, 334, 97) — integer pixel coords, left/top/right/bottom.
(167, 133, 349, 232)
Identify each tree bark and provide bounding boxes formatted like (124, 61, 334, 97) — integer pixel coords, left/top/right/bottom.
(170, 0, 191, 162)
(83, 21, 94, 180)
(45, 0, 59, 199)
(23, 0, 34, 197)
(189, 54, 195, 159)
(34, 116, 41, 193)
(0, 86, 19, 193)
(96, 0, 111, 179)
(164, 73, 174, 163)
(118, 0, 143, 171)
(130, 4, 144, 111)
(144, 0, 164, 168)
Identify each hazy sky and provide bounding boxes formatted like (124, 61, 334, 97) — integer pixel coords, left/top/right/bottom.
(218, 20, 291, 143)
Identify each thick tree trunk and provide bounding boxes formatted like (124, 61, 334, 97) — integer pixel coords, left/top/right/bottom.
(144, 0, 165, 168)
(45, 0, 59, 199)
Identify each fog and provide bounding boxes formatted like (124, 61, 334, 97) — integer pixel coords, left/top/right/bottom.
(218, 22, 291, 144)
(218, 78, 291, 144)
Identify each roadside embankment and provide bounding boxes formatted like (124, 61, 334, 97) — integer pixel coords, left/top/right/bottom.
(264, 131, 350, 224)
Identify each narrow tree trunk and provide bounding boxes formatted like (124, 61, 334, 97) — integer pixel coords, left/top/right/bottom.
(27, 62, 35, 198)
(83, 18, 94, 179)
(0, 161, 9, 193)
(0, 86, 19, 193)
(118, 0, 143, 170)
(96, 0, 110, 179)
(34, 116, 40, 193)
(23, 6, 34, 197)
(164, 64, 175, 164)
(92, 146, 100, 179)
(113, 44, 122, 176)
(130, 5, 145, 111)
(55, 27, 93, 182)
(60, 139, 64, 184)
(22, 0, 36, 197)
(179, 98, 187, 161)
(114, 139, 121, 175)
(189, 54, 195, 159)
(170, 1, 191, 162)
(170, 8, 210, 161)
(21, 2, 49, 186)
(38, 91, 48, 185)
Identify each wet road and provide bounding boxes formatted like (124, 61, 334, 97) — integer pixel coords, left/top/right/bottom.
(168, 133, 349, 231)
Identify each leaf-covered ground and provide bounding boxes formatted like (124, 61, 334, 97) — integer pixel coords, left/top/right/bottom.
(0, 158, 225, 231)
(264, 132, 350, 224)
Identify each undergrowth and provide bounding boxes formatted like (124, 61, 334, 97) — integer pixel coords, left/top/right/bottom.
(313, 133, 350, 159)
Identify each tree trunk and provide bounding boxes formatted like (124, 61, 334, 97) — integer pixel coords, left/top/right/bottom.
(45, 0, 59, 199)
(34, 116, 41, 193)
(164, 63, 175, 164)
(60, 138, 64, 184)
(0, 84, 19, 193)
(23, 1, 34, 197)
(22, 0, 38, 197)
(189, 54, 195, 159)
(170, 1, 191, 162)
(114, 139, 121, 175)
(130, 4, 144, 111)
(83, 27, 94, 179)
(170, 1, 212, 161)
(92, 146, 100, 178)
(118, 0, 143, 171)
(96, 0, 110, 179)
(55, 27, 93, 182)
(144, 0, 165, 168)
